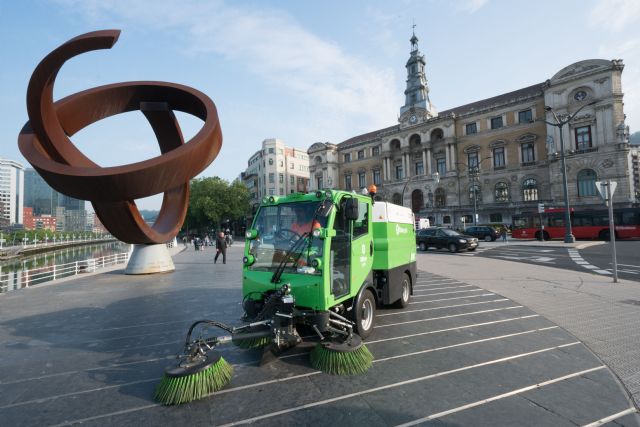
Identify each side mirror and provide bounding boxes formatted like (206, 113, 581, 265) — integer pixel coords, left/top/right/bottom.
(345, 198, 359, 221)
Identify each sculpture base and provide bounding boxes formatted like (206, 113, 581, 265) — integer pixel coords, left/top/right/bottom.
(125, 244, 175, 275)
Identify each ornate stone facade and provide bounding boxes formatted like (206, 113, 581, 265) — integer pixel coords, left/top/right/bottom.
(308, 35, 637, 227)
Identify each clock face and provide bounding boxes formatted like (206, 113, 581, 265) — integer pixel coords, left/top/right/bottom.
(574, 90, 587, 101)
(409, 114, 417, 123)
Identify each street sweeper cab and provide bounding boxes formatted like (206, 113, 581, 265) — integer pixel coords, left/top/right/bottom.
(154, 187, 417, 405)
(242, 188, 416, 346)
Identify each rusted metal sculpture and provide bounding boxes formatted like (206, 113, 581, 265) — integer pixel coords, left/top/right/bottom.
(18, 30, 222, 244)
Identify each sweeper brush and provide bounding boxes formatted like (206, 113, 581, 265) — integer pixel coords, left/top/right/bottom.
(310, 334, 373, 375)
(155, 350, 233, 406)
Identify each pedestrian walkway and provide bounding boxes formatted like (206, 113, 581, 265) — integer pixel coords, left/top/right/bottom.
(0, 244, 638, 425)
(417, 251, 640, 412)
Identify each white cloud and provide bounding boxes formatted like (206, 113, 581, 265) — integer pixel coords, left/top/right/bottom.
(53, 0, 398, 138)
(457, 0, 488, 14)
(588, 0, 640, 31)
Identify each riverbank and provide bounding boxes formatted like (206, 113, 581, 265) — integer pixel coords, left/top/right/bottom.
(0, 238, 118, 260)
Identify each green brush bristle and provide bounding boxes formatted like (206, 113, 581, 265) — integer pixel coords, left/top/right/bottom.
(310, 343, 373, 375)
(154, 357, 233, 405)
(232, 336, 272, 349)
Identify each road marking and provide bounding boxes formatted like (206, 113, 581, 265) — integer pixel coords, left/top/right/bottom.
(413, 284, 475, 292)
(366, 314, 540, 344)
(216, 343, 581, 427)
(42, 326, 561, 426)
(568, 249, 614, 277)
(411, 289, 487, 298)
(409, 293, 496, 305)
(375, 306, 523, 328)
(581, 408, 639, 427)
(615, 263, 640, 268)
(376, 299, 510, 317)
(395, 366, 607, 426)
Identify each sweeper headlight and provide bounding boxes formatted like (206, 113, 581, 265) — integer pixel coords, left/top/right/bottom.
(243, 255, 255, 265)
(311, 258, 322, 269)
(245, 229, 258, 239)
(312, 228, 321, 238)
(315, 190, 323, 198)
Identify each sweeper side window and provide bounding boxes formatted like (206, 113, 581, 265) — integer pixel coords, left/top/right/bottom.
(330, 198, 352, 297)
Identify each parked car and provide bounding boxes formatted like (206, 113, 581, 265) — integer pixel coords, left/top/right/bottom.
(416, 227, 479, 252)
(464, 225, 500, 242)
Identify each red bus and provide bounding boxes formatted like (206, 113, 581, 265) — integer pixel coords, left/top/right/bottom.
(512, 207, 640, 240)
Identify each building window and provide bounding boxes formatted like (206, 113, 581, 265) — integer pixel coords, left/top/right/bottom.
(575, 126, 592, 150)
(436, 158, 446, 175)
(577, 169, 597, 196)
(344, 153, 351, 163)
(462, 214, 473, 224)
(443, 215, 451, 224)
(467, 152, 479, 169)
(357, 150, 365, 160)
(268, 158, 273, 165)
(373, 169, 381, 185)
(290, 176, 294, 184)
(523, 178, 538, 201)
(521, 143, 535, 163)
(372, 146, 380, 156)
(279, 174, 284, 183)
(279, 160, 283, 167)
(490, 213, 503, 222)
(392, 193, 402, 205)
(415, 161, 424, 176)
(279, 188, 283, 195)
(268, 173, 275, 183)
(469, 184, 482, 203)
(345, 175, 352, 190)
(518, 109, 532, 124)
(396, 165, 404, 180)
(435, 188, 446, 207)
(494, 182, 509, 202)
(465, 123, 477, 135)
(290, 162, 294, 169)
(493, 147, 505, 168)
(491, 116, 503, 129)
(269, 188, 275, 195)
(316, 177, 323, 189)
(358, 172, 366, 188)
(268, 148, 274, 154)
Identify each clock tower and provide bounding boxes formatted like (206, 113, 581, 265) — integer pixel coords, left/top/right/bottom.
(399, 29, 436, 125)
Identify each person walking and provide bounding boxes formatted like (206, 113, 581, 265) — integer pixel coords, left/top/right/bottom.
(214, 231, 227, 264)
(501, 226, 508, 242)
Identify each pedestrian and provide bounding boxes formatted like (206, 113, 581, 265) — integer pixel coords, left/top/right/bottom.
(501, 226, 508, 242)
(215, 231, 227, 264)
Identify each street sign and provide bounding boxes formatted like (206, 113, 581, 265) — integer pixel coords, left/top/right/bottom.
(595, 180, 617, 205)
(537, 203, 544, 213)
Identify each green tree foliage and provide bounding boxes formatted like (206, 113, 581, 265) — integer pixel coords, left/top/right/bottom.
(184, 177, 250, 234)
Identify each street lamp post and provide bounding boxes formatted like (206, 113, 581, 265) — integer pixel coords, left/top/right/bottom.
(454, 157, 491, 228)
(541, 101, 595, 243)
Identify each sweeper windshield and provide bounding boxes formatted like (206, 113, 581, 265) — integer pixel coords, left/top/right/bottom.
(248, 201, 327, 273)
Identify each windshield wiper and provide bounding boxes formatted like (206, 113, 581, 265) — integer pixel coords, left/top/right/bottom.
(270, 231, 309, 284)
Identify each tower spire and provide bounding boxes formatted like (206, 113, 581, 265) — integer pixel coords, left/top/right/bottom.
(400, 28, 436, 120)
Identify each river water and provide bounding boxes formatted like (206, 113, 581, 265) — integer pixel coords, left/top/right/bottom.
(0, 241, 131, 294)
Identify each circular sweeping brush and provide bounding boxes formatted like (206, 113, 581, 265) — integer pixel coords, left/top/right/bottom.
(154, 349, 233, 405)
(310, 334, 373, 375)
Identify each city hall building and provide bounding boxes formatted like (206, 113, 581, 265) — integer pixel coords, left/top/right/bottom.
(308, 33, 637, 227)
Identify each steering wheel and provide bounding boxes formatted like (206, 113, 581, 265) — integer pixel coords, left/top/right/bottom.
(276, 228, 303, 242)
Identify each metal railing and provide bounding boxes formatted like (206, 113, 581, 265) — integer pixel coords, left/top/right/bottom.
(0, 251, 130, 294)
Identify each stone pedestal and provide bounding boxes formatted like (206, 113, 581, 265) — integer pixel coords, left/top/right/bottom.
(125, 244, 175, 275)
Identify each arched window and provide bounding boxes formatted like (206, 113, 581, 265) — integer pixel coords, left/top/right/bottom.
(435, 188, 446, 207)
(577, 169, 597, 196)
(469, 184, 482, 203)
(523, 178, 538, 201)
(431, 128, 444, 142)
(411, 189, 424, 213)
(314, 156, 322, 165)
(392, 193, 402, 205)
(495, 182, 509, 202)
(409, 134, 422, 148)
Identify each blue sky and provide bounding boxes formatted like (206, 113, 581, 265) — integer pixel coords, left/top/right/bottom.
(1, 0, 639, 210)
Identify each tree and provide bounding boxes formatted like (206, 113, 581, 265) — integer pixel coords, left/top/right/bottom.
(183, 177, 250, 235)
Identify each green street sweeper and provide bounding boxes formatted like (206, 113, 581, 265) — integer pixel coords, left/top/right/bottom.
(155, 187, 417, 405)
